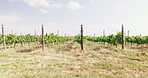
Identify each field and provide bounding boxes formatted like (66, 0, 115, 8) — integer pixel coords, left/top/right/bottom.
(0, 41, 147, 78)
(1, 0, 148, 78)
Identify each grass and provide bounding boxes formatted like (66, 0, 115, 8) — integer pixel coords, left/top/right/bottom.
(0, 52, 9, 56)
(93, 62, 116, 69)
(14, 42, 41, 50)
(29, 51, 48, 56)
(105, 52, 117, 55)
(0, 41, 147, 78)
(60, 51, 72, 55)
(119, 55, 148, 61)
(91, 53, 100, 58)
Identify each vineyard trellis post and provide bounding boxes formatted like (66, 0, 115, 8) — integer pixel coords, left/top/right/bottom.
(41, 24, 44, 50)
(35, 29, 37, 36)
(57, 30, 59, 36)
(122, 24, 124, 49)
(2, 24, 6, 50)
(103, 30, 105, 36)
(64, 33, 66, 37)
(94, 33, 96, 37)
(34, 29, 37, 45)
(128, 30, 129, 36)
(81, 24, 84, 51)
(126, 30, 129, 47)
(103, 30, 105, 45)
(11, 29, 13, 34)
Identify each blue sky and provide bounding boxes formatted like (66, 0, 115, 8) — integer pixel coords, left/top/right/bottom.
(0, 0, 148, 36)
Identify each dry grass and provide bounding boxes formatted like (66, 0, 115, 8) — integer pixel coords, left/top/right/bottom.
(0, 41, 147, 78)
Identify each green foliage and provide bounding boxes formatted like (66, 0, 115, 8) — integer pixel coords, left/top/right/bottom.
(87, 32, 147, 46)
(87, 32, 123, 45)
(44, 33, 73, 44)
(125, 36, 148, 45)
(74, 34, 88, 44)
(0, 32, 147, 46)
(119, 55, 148, 61)
(4, 34, 41, 44)
(0, 33, 73, 45)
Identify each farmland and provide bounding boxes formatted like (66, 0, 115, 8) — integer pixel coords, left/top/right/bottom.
(1, 0, 148, 78)
(0, 25, 147, 78)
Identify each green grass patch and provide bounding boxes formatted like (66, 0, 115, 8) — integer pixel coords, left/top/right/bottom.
(13, 72, 37, 78)
(122, 61, 140, 64)
(46, 63, 76, 68)
(119, 55, 148, 61)
(93, 62, 116, 69)
(0, 52, 9, 56)
(85, 46, 94, 51)
(0, 61, 24, 73)
(105, 52, 117, 55)
(75, 73, 114, 78)
(144, 65, 148, 68)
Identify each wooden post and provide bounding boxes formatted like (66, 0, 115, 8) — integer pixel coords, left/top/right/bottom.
(103, 30, 105, 36)
(57, 30, 59, 36)
(94, 33, 96, 37)
(34, 29, 37, 44)
(64, 33, 66, 37)
(140, 34, 141, 36)
(103, 30, 105, 45)
(14, 43, 16, 47)
(11, 29, 13, 34)
(41, 24, 44, 50)
(35, 29, 37, 36)
(128, 30, 129, 36)
(122, 24, 124, 49)
(81, 24, 84, 51)
(21, 42, 23, 47)
(2, 24, 6, 50)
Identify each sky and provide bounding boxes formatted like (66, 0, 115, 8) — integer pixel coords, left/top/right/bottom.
(0, 0, 148, 36)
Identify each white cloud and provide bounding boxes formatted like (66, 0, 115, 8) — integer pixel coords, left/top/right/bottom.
(67, 1, 82, 10)
(0, 13, 22, 22)
(40, 8, 48, 14)
(9, 0, 82, 12)
(8, 0, 63, 13)
(23, 0, 50, 8)
(9, 0, 50, 8)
